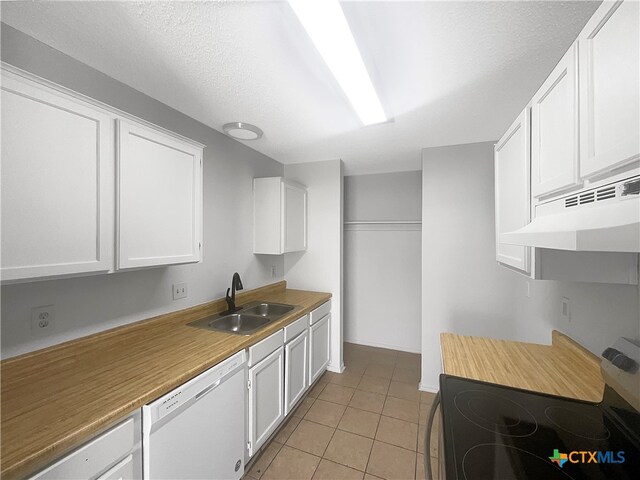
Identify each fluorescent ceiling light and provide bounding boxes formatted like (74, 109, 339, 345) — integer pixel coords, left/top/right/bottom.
(288, 0, 387, 126)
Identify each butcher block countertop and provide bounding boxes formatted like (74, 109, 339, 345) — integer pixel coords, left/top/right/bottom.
(441, 330, 604, 402)
(0, 281, 331, 479)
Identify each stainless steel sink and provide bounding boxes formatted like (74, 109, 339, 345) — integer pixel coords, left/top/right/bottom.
(189, 313, 271, 335)
(188, 301, 297, 335)
(243, 302, 295, 317)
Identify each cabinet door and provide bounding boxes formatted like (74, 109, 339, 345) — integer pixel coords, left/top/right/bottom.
(117, 120, 203, 269)
(1, 71, 114, 281)
(531, 43, 581, 198)
(284, 331, 309, 416)
(494, 108, 531, 274)
(282, 182, 307, 253)
(579, 0, 640, 178)
(97, 455, 133, 480)
(253, 177, 283, 254)
(309, 314, 330, 384)
(248, 346, 284, 457)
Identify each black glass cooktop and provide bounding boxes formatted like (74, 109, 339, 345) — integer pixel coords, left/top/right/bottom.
(440, 375, 639, 480)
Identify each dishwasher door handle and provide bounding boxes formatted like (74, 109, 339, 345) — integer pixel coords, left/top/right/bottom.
(195, 379, 222, 400)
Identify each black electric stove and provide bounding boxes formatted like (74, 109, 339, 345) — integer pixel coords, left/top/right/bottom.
(439, 375, 639, 479)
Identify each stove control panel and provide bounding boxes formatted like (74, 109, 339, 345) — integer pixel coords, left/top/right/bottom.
(601, 337, 640, 411)
(602, 347, 638, 372)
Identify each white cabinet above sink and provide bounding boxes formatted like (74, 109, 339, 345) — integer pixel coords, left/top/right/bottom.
(253, 177, 307, 255)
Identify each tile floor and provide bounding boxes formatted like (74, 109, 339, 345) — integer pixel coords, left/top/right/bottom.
(245, 342, 439, 480)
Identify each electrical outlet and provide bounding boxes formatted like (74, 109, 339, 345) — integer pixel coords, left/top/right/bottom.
(31, 305, 55, 335)
(173, 282, 188, 300)
(561, 297, 571, 321)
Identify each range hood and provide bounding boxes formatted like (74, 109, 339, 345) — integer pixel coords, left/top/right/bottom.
(501, 176, 640, 252)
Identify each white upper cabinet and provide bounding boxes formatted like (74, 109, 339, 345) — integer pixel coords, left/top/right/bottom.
(578, 0, 640, 178)
(531, 43, 581, 198)
(283, 182, 307, 253)
(1, 70, 114, 282)
(494, 108, 531, 274)
(0, 66, 204, 282)
(253, 177, 307, 255)
(117, 120, 203, 269)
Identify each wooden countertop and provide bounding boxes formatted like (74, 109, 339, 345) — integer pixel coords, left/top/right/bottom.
(0, 281, 331, 479)
(440, 330, 604, 402)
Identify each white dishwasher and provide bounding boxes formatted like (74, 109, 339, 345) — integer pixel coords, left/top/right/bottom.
(142, 350, 246, 480)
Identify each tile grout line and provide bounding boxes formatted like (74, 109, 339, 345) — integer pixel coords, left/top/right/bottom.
(261, 345, 421, 479)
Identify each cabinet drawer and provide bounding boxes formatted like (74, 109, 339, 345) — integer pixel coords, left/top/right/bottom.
(309, 301, 331, 325)
(31, 417, 134, 479)
(248, 329, 284, 367)
(284, 315, 309, 343)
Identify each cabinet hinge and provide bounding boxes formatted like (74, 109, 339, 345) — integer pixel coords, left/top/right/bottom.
(199, 242, 202, 250)
(247, 441, 251, 452)
(247, 379, 251, 390)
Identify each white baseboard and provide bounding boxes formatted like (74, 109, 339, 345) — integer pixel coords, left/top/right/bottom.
(327, 363, 345, 373)
(418, 382, 439, 393)
(344, 338, 421, 354)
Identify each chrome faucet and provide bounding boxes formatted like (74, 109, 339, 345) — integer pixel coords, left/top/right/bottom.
(225, 272, 244, 314)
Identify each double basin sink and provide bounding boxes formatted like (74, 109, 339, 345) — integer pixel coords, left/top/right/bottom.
(188, 301, 296, 335)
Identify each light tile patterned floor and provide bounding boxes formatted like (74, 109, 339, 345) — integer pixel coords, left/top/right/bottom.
(245, 342, 439, 480)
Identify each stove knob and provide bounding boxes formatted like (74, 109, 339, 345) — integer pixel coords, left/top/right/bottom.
(602, 347, 622, 361)
(611, 353, 638, 373)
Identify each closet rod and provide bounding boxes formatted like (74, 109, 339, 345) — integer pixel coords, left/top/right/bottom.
(343, 220, 422, 225)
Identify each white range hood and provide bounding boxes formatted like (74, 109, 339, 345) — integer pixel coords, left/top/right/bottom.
(501, 176, 640, 252)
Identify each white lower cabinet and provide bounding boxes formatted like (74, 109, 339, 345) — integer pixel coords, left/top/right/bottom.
(284, 330, 309, 416)
(247, 346, 285, 458)
(29, 412, 141, 480)
(309, 314, 331, 384)
(97, 455, 134, 480)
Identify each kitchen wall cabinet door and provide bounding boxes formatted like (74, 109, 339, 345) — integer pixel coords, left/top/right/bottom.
(578, 0, 640, 178)
(253, 177, 307, 254)
(117, 120, 203, 269)
(283, 182, 307, 253)
(247, 346, 284, 458)
(0, 70, 114, 282)
(284, 330, 309, 416)
(309, 314, 331, 384)
(494, 108, 531, 274)
(531, 43, 581, 198)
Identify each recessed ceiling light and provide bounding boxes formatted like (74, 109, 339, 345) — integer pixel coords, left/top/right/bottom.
(288, 0, 387, 126)
(222, 122, 263, 140)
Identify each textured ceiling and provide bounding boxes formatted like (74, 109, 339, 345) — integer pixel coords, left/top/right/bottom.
(1, 0, 600, 175)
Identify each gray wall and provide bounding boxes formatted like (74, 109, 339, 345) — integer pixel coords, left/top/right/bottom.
(344, 171, 422, 353)
(344, 171, 422, 222)
(420, 141, 640, 391)
(0, 24, 285, 358)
